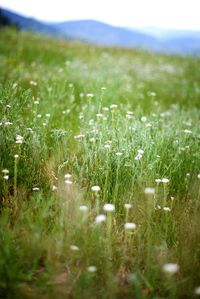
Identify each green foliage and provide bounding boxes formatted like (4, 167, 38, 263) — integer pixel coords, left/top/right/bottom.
(0, 28, 200, 298)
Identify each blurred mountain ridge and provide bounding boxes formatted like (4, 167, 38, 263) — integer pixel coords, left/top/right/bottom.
(1, 7, 200, 55)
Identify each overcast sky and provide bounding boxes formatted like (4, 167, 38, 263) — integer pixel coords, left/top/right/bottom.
(0, 0, 200, 30)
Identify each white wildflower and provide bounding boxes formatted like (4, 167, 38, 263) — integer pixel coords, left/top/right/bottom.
(155, 179, 162, 183)
(124, 203, 132, 209)
(64, 173, 72, 179)
(96, 113, 103, 118)
(95, 214, 106, 223)
(32, 187, 40, 191)
(16, 135, 23, 144)
(91, 185, 101, 192)
(87, 266, 97, 272)
(162, 178, 169, 183)
(184, 129, 192, 134)
(162, 263, 179, 274)
(116, 152, 123, 156)
(65, 180, 73, 185)
(110, 104, 118, 109)
(137, 149, 144, 155)
(124, 223, 137, 230)
(70, 245, 79, 251)
(141, 116, 147, 122)
(103, 203, 115, 212)
(163, 207, 171, 212)
(52, 185, 57, 191)
(74, 134, 85, 139)
(135, 154, 142, 160)
(194, 286, 200, 295)
(79, 205, 88, 212)
(87, 93, 94, 98)
(2, 169, 9, 174)
(144, 188, 155, 195)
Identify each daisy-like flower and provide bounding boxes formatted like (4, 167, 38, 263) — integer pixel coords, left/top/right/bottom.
(184, 129, 192, 134)
(197, 174, 200, 179)
(144, 188, 155, 195)
(2, 169, 9, 174)
(95, 214, 106, 223)
(194, 286, 200, 295)
(162, 263, 179, 274)
(14, 154, 19, 159)
(163, 207, 171, 212)
(64, 173, 72, 179)
(135, 154, 142, 160)
(16, 135, 23, 144)
(137, 149, 144, 155)
(79, 205, 88, 212)
(91, 185, 101, 192)
(116, 152, 123, 156)
(32, 187, 40, 191)
(70, 245, 79, 251)
(141, 116, 147, 122)
(124, 223, 137, 230)
(162, 178, 170, 183)
(104, 144, 111, 149)
(65, 180, 73, 185)
(87, 93, 94, 98)
(110, 104, 118, 109)
(155, 179, 162, 183)
(74, 134, 85, 139)
(103, 203, 115, 212)
(96, 113, 103, 118)
(124, 203, 132, 209)
(52, 185, 57, 191)
(3, 175, 9, 180)
(87, 266, 97, 272)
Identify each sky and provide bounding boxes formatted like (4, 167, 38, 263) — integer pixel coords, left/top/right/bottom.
(0, 0, 200, 30)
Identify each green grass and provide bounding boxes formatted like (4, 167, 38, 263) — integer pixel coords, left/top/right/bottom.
(0, 28, 200, 299)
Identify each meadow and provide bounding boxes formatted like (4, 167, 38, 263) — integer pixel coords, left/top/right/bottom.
(0, 28, 200, 299)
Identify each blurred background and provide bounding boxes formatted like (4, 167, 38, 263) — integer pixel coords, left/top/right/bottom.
(0, 0, 200, 54)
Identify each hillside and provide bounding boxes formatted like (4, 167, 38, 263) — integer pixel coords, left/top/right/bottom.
(1, 7, 200, 54)
(0, 29, 200, 299)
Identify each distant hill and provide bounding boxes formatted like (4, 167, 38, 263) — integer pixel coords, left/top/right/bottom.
(52, 19, 161, 51)
(1, 7, 200, 55)
(0, 8, 62, 37)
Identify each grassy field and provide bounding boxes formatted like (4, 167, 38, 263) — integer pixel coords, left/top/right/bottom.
(0, 28, 200, 299)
